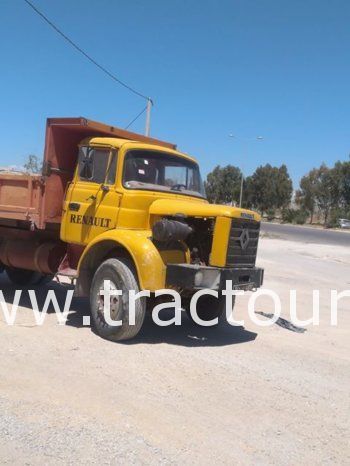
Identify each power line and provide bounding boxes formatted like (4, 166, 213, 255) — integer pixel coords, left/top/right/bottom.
(23, 0, 151, 102)
(125, 105, 148, 130)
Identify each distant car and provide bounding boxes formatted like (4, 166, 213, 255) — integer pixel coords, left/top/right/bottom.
(339, 218, 350, 229)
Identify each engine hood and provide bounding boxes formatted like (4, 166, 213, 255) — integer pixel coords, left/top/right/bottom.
(149, 199, 261, 222)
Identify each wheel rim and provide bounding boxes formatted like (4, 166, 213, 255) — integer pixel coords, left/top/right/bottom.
(97, 279, 121, 322)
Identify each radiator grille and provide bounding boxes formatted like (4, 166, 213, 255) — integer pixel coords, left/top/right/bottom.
(226, 219, 260, 267)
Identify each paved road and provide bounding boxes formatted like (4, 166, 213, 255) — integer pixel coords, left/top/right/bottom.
(261, 222, 350, 246)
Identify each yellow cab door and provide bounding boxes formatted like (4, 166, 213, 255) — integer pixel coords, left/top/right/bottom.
(61, 145, 121, 244)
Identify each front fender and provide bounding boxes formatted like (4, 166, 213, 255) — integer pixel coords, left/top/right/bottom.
(77, 229, 166, 291)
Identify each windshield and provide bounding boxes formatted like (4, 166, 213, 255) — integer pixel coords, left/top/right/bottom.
(123, 150, 206, 198)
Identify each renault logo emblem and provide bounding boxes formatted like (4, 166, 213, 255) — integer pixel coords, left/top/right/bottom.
(239, 229, 250, 250)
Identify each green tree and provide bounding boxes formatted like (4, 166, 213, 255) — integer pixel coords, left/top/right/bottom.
(296, 161, 350, 226)
(332, 160, 350, 207)
(245, 164, 293, 214)
(205, 165, 242, 204)
(276, 164, 293, 208)
(295, 168, 319, 223)
(24, 154, 42, 174)
(313, 164, 334, 225)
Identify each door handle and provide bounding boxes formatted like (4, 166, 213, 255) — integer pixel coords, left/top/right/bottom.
(68, 202, 80, 212)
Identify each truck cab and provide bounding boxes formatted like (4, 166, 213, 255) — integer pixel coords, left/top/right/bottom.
(61, 137, 207, 243)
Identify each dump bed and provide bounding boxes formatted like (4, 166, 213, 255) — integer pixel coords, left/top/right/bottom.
(0, 173, 42, 225)
(0, 117, 176, 230)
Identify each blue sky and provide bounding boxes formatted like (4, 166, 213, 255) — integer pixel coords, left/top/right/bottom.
(1, 0, 349, 186)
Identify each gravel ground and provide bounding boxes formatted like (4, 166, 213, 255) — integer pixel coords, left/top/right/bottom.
(0, 237, 349, 465)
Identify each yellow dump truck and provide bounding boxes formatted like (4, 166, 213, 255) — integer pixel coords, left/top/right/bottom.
(0, 117, 263, 340)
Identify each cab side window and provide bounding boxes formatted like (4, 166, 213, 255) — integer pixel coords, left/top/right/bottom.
(78, 147, 117, 185)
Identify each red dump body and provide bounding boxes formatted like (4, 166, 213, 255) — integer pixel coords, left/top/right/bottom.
(0, 117, 176, 230)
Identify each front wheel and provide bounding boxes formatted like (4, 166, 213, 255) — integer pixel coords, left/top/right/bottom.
(184, 293, 235, 325)
(90, 258, 146, 341)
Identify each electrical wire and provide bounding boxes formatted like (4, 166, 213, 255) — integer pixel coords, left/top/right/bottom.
(125, 105, 148, 130)
(23, 0, 151, 102)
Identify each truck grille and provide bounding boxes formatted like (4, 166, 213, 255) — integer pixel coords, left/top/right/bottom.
(226, 219, 260, 268)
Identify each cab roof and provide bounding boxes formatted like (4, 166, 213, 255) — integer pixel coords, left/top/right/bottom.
(81, 137, 198, 164)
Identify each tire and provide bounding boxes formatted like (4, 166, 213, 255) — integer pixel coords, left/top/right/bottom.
(90, 258, 146, 341)
(5, 267, 51, 286)
(185, 293, 235, 325)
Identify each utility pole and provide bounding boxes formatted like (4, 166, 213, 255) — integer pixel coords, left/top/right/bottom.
(145, 98, 152, 136)
(239, 171, 244, 208)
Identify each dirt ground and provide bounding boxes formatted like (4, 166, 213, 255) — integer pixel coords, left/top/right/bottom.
(0, 236, 349, 465)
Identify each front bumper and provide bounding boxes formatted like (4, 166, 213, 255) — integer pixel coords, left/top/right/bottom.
(166, 264, 264, 291)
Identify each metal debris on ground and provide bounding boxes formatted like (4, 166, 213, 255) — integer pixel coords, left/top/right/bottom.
(255, 311, 307, 333)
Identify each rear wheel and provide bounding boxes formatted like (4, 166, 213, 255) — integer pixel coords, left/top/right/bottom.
(90, 258, 146, 341)
(5, 267, 52, 286)
(184, 293, 234, 325)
